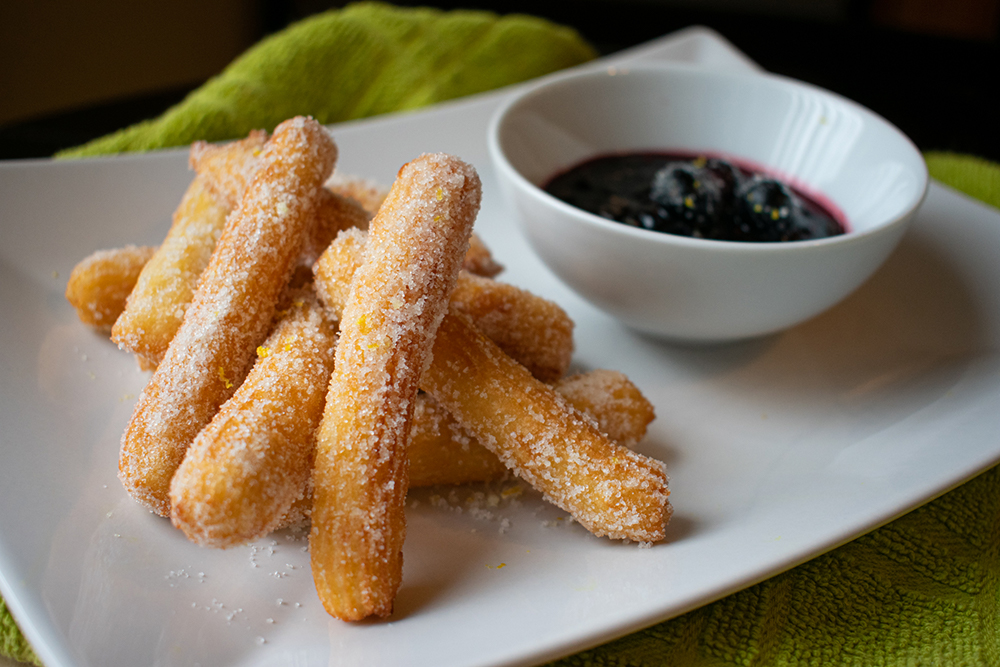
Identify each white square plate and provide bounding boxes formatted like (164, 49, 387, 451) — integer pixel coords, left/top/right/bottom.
(2, 27, 1000, 667)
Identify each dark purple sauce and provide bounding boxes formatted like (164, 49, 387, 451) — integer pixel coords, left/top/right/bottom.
(543, 152, 846, 243)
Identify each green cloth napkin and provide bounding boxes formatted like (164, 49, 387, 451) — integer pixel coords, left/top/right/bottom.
(55, 1, 597, 157)
(5, 2, 1000, 663)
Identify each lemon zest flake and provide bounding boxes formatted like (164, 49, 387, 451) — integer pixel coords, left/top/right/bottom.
(218, 366, 233, 389)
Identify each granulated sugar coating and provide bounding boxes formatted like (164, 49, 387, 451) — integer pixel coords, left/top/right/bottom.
(553, 370, 656, 448)
(310, 153, 481, 621)
(315, 229, 571, 381)
(450, 271, 574, 383)
(407, 393, 509, 486)
(111, 173, 231, 366)
(312, 227, 668, 541)
(189, 130, 269, 209)
(119, 116, 337, 517)
(192, 133, 370, 275)
(65, 245, 157, 332)
(422, 311, 672, 543)
(407, 370, 653, 487)
(170, 290, 337, 547)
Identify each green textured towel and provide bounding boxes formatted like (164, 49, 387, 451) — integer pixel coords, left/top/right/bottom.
(55, 1, 596, 157)
(4, 3, 1000, 663)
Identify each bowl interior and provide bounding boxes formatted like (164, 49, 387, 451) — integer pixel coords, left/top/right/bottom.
(494, 65, 927, 235)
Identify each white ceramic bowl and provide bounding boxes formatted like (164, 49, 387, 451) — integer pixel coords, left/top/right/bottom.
(488, 64, 928, 342)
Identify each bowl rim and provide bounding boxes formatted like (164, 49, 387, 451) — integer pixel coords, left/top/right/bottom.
(487, 61, 929, 254)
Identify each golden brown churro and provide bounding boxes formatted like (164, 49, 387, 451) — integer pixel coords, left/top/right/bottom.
(65, 245, 157, 332)
(450, 270, 572, 382)
(110, 174, 231, 365)
(422, 311, 671, 543)
(314, 228, 572, 381)
(312, 227, 669, 542)
(119, 116, 337, 516)
(553, 370, 657, 448)
(170, 290, 336, 547)
(408, 370, 655, 487)
(192, 134, 370, 271)
(310, 153, 481, 621)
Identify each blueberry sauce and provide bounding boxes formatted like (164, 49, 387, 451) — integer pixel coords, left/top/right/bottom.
(543, 152, 846, 243)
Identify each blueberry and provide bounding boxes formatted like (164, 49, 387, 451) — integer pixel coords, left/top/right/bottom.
(702, 158, 742, 217)
(733, 177, 798, 242)
(648, 162, 723, 237)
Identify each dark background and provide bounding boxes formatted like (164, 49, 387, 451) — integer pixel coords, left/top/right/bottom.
(1, 0, 997, 161)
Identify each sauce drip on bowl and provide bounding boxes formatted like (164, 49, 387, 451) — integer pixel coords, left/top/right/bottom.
(543, 153, 846, 243)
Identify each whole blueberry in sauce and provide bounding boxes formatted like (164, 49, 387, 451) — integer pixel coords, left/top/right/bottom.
(544, 153, 845, 242)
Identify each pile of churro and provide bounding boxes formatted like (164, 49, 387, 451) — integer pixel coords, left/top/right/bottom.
(65, 116, 672, 621)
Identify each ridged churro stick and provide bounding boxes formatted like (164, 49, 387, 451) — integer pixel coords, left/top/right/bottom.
(310, 153, 481, 621)
(65, 245, 157, 332)
(170, 290, 336, 547)
(422, 311, 671, 542)
(408, 370, 655, 487)
(314, 228, 572, 381)
(119, 116, 337, 516)
(111, 132, 266, 366)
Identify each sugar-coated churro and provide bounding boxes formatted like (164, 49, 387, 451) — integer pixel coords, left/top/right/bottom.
(110, 173, 231, 365)
(170, 290, 336, 547)
(312, 226, 668, 541)
(65, 245, 157, 332)
(408, 369, 655, 487)
(422, 310, 671, 543)
(314, 228, 571, 381)
(310, 153, 481, 621)
(552, 370, 656, 448)
(192, 133, 371, 271)
(450, 270, 572, 382)
(119, 116, 337, 516)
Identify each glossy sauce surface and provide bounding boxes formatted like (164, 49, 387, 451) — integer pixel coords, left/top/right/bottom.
(544, 153, 846, 242)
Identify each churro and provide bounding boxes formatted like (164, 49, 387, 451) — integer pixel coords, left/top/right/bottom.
(408, 370, 655, 487)
(553, 370, 657, 448)
(192, 134, 370, 270)
(110, 173, 230, 365)
(170, 290, 336, 547)
(65, 245, 156, 332)
(312, 227, 669, 542)
(422, 311, 671, 543)
(119, 116, 337, 516)
(314, 228, 572, 381)
(310, 153, 481, 621)
(272, 368, 657, 530)
(450, 270, 572, 382)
